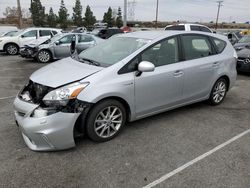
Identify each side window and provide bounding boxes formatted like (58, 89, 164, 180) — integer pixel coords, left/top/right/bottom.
(59, 35, 74, 44)
(190, 25, 200, 31)
(200, 26, 212, 33)
(52, 30, 58, 35)
(39, 30, 51, 37)
(165, 25, 185, 31)
(22, 30, 37, 38)
(182, 35, 214, 60)
(78, 35, 94, 43)
(118, 57, 139, 74)
(141, 37, 179, 67)
(212, 37, 226, 53)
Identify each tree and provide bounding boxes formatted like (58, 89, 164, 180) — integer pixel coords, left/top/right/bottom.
(84, 5, 96, 27)
(103, 7, 113, 27)
(116, 7, 123, 28)
(47, 7, 57, 27)
(72, 0, 83, 27)
(58, 0, 69, 29)
(30, 0, 46, 26)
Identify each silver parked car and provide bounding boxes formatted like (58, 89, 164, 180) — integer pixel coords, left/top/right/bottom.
(20, 33, 104, 63)
(14, 31, 237, 151)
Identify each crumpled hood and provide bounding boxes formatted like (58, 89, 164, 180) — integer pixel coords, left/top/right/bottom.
(30, 57, 104, 88)
(25, 38, 49, 48)
(237, 48, 250, 58)
(234, 42, 250, 48)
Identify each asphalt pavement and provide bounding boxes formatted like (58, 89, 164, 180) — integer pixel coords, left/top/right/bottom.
(0, 54, 249, 188)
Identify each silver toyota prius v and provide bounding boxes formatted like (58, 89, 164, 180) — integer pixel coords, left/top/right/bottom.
(14, 31, 237, 151)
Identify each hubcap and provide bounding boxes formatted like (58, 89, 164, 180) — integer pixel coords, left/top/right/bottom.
(94, 106, 123, 138)
(212, 81, 226, 103)
(38, 51, 50, 63)
(7, 45, 17, 55)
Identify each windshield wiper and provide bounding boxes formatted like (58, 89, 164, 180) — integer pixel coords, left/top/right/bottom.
(80, 58, 101, 66)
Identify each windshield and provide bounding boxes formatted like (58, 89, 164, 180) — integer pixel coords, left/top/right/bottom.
(78, 37, 149, 66)
(13, 29, 25, 36)
(238, 35, 250, 43)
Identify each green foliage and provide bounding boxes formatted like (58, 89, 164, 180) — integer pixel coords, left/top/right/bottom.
(47, 7, 57, 27)
(29, 0, 46, 26)
(72, 0, 83, 27)
(84, 5, 96, 27)
(58, 0, 69, 29)
(103, 7, 113, 27)
(116, 7, 123, 28)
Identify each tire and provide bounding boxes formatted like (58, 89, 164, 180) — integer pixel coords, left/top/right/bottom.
(5, 44, 19, 55)
(86, 99, 127, 142)
(37, 50, 52, 63)
(208, 78, 228, 106)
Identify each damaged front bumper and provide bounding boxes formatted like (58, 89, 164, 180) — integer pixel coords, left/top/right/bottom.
(14, 97, 81, 151)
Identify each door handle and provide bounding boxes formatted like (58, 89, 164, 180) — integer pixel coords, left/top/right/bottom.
(173, 70, 183, 77)
(212, 62, 220, 67)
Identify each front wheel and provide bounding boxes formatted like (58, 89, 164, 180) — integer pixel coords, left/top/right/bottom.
(37, 50, 51, 63)
(86, 100, 127, 142)
(208, 78, 228, 105)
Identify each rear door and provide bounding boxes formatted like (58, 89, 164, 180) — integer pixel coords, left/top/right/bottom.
(39, 29, 52, 41)
(180, 34, 218, 102)
(54, 34, 75, 58)
(135, 36, 184, 118)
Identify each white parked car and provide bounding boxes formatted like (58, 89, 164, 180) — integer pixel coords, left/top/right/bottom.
(165, 23, 213, 33)
(0, 27, 62, 55)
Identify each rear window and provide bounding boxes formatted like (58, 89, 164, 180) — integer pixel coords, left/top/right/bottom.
(165, 25, 185, 31)
(212, 38, 226, 53)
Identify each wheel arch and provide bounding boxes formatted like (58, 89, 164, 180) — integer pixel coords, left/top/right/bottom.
(3, 42, 19, 51)
(217, 75, 230, 91)
(74, 96, 132, 134)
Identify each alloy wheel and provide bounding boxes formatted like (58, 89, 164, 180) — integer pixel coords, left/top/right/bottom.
(212, 81, 226, 103)
(7, 45, 18, 55)
(94, 106, 123, 138)
(38, 51, 50, 63)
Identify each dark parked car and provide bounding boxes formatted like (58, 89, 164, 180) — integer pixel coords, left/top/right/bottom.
(93, 28, 124, 39)
(234, 35, 250, 73)
(20, 33, 104, 63)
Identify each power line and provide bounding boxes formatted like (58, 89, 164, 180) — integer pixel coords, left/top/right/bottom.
(215, 1, 223, 30)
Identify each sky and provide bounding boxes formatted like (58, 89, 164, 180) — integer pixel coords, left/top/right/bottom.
(0, 0, 249, 23)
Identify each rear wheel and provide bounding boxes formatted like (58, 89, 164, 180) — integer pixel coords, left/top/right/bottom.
(37, 50, 51, 63)
(208, 78, 228, 105)
(5, 44, 19, 55)
(86, 100, 126, 142)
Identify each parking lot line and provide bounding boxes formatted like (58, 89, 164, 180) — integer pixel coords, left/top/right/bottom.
(0, 96, 15, 100)
(143, 128, 250, 188)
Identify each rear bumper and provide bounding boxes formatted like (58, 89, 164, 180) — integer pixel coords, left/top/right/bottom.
(14, 97, 81, 151)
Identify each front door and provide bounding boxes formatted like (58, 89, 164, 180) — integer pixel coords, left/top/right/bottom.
(54, 34, 74, 58)
(135, 37, 184, 118)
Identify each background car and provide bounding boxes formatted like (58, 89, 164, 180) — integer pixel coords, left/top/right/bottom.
(0, 27, 62, 55)
(234, 35, 250, 73)
(20, 33, 104, 63)
(93, 28, 124, 39)
(0, 26, 18, 36)
(165, 23, 213, 33)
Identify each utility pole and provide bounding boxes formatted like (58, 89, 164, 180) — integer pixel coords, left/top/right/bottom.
(17, 0, 23, 28)
(215, 1, 223, 30)
(123, 0, 127, 27)
(155, 0, 159, 29)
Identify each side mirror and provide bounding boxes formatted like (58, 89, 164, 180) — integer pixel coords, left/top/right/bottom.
(55, 41, 60, 45)
(138, 61, 155, 72)
(20, 35, 24, 38)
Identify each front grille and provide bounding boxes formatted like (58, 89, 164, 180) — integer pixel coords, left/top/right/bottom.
(19, 80, 53, 104)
